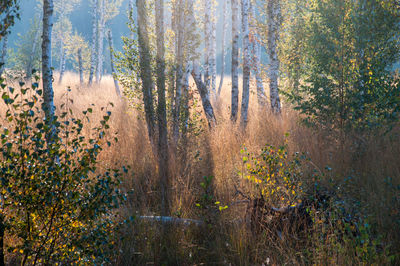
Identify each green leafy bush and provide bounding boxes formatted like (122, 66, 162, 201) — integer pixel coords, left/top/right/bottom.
(0, 76, 126, 265)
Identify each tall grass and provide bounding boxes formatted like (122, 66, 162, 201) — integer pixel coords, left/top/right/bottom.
(4, 72, 398, 264)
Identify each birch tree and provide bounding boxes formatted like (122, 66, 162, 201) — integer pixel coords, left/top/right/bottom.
(231, 0, 240, 122)
(217, 0, 228, 96)
(267, 0, 281, 113)
(210, 0, 217, 93)
(96, 0, 105, 83)
(88, 0, 97, 85)
(0, 34, 7, 76)
(136, 0, 156, 145)
(240, 0, 251, 128)
(188, 0, 216, 128)
(42, 0, 56, 141)
(78, 48, 83, 85)
(250, 0, 266, 106)
(107, 29, 121, 96)
(203, 0, 211, 90)
(155, 0, 169, 217)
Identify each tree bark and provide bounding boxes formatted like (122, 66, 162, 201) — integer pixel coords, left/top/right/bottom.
(231, 0, 239, 122)
(155, 0, 169, 217)
(240, 0, 250, 128)
(210, 1, 217, 93)
(78, 48, 84, 85)
(0, 34, 7, 77)
(203, 0, 211, 90)
(249, 1, 266, 107)
(96, 0, 105, 83)
(267, 0, 281, 113)
(107, 29, 121, 97)
(136, 0, 156, 145)
(217, 0, 228, 96)
(88, 0, 97, 86)
(172, 0, 185, 144)
(42, 0, 56, 142)
(192, 63, 216, 128)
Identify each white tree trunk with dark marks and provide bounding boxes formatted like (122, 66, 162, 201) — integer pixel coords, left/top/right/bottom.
(217, 0, 228, 96)
(203, 0, 211, 90)
(88, 0, 97, 85)
(42, 0, 56, 141)
(0, 34, 8, 76)
(192, 63, 216, 128)
(249, 1, 266, 106)
(107, 29, 121, 96)
(187, 0, 216, 128)
(96, 0, 105, 83)
(78, 48, 84, 85)
(231, 0, 239, 122)
(267, 0, 281, 113)
(210, 1, 217, 93)
(240, 0, 251, 128)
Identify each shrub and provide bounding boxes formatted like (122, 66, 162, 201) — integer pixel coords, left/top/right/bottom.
(0, 76, 126, 265)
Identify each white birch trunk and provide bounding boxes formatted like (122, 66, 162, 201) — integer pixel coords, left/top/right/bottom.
(240, 0, 250, 128)
(107, 29, 121, 97)
(0, 34, 8, 76)
(203, 0, 211, 90)
(42, 0, 56, 141)
(88, 0, 97, 85)
(249, 1, 266, 106)
(267, 0, 281, 113)
(210, 1, 217, 93)
(217, 0, 228, 96)
(172, 0, 185, 143)
(78, 48, 84, 85)
(187, 0, 216, 128)
(96, 0, 105, 83)
(231, 0, 240, 122)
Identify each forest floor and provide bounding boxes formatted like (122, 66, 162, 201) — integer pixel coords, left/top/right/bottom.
(20, 72, 400, 264)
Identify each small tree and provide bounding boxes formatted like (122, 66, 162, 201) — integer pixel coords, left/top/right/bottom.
(0, 76, 126, 265)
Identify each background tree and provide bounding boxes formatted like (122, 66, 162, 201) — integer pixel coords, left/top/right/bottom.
(0, 0, 20, 40)
(285, 0, 400, 134)
(240, 0, 251, 128)
(231, 0, 239, 122)
(266, 0, 282, 113)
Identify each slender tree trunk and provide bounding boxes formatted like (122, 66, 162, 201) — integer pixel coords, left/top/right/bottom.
(26, 14, 42, 80)
(210, 1, 217, 93)
(0, 214, 4, 266)
(107, 29, 121, 97)
(137, 0, 156, 146)
(217, 0, 228, 96)
(249, 1, 266, 106)
(42, 0, 56, 142)
(267, 0, 281, 113)
(88, 0, 97, 85)
(78, 48, 84, 85)
(96, 0, 105, 83)
(187, 0, 216, 128)
(172, 0, 185, 144)
(192, 63, 216, 128)
(231, 0, 239, 122)
(0, 34, 7, 77)
(155, 0, 169, 217)
(203, 0, 211, 90)
(240, 0, 251, 128)
(58, 43, 66, 84)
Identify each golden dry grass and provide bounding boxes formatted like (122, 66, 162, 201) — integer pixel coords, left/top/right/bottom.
(2, 72, 398, 264)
